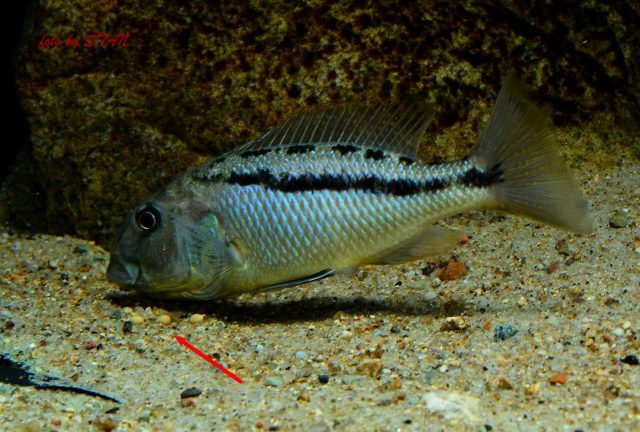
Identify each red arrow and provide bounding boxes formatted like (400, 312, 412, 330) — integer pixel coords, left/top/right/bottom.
(175, 336, 243, 384)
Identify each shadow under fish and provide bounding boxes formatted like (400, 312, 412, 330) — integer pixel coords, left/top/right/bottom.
(0, 353, 120, 403)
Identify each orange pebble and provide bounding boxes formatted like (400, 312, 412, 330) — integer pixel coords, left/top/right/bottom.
(549, 372, 567, 385)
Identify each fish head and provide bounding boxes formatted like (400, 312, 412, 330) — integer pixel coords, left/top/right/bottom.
(107, 189, 232, 300)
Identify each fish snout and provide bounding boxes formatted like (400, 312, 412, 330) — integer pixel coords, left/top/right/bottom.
(107, 254, 140, 287)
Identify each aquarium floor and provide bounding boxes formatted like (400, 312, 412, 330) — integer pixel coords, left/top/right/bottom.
(1, 162, 638, 431)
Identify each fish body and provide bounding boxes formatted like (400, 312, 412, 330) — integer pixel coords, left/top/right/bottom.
(107, 78, 592, 300)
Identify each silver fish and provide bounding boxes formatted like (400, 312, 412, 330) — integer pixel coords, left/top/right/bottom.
(107, 77, 593, 300)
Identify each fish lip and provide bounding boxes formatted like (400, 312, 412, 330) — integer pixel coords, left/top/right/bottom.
(106, 255, 141, 288)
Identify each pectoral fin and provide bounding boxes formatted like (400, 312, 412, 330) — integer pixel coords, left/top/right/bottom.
(367, 225, 462, 265)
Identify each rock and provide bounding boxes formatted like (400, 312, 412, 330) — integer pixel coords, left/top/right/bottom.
(265, 377, 282, 387)
(12, 1, 638, 242)
(549, 372, 568, 385)
(555, 239, 576, 256)
(437, 257, 468, 282)
(423, 391, 481, 421)
(621, 354, 639, 365)
(494, 324, 518, 341)
(180, 387, 202, 398)
(441, 316, 469, 332)
(356, 359, 383, 377)
(318, 374, 329, 384)
(609, 209, 632, 228)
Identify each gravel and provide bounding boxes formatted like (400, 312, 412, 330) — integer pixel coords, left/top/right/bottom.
(0, 162, 639, 430)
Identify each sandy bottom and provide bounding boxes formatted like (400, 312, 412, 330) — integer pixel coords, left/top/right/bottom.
(0, 162, 638, 431)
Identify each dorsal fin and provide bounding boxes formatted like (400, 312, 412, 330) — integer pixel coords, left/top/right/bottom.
(237, 100, 433, 158)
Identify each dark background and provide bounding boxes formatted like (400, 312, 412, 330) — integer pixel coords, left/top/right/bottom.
(1, 2, 31, 185)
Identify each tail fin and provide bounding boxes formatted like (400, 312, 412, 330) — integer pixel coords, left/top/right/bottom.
(470, 77, 593, 233)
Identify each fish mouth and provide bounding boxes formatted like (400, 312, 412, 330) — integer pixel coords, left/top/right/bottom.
(106, 254, 142, 289)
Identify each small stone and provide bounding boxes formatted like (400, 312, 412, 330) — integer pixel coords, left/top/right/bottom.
(356, 359, 383, 377)
(609, 209, 632, 228)
(441, 316, 469, 332)
(295, 351, 307, 359)
(122, 320, 133, 334)
(110, 310, 123, 320)
(549, 372, 568, 385)
(421, 264, 437, 276)
(318, 374, 329, 384)
(494, 324, 518, 341)
(341, 375, 364, 385)
(180, 397, 198, 407)
(180, 387, 202, 398)
(93, 417, 117, 432)
(390, 326, 401, 334)
(546, 262, 560, 274)
(621, 354, 639, 365)
(297, 391, 310, 402)
(5, 320, 15, 330)
(524, 383, 540, 396)
(494, 375, 514, 390)
(437, 257, 468, 281)
(189, 314, 204, 324)
(73, 244, 88, 254)
(157, 314, 171, 325)
(431, 278, 442, 288)
(131, 314, 144, 324)
(265, 377, 282, 387)
(555, 239, 575, 256)
(423, 391, 480, 420)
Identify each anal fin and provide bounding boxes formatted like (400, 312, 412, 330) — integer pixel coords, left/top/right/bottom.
(367, 225, 462, 265)
(259, 268, 335, 292)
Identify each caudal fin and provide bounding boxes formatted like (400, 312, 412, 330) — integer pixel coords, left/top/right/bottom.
(470, 77, 593, 233)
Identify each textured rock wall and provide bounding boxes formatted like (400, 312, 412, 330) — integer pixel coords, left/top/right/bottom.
(11, 0, 640, 243)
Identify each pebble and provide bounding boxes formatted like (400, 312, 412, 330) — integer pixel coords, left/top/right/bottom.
(73, 244, 88, 254)
(423, 391, 480, 420)
(295, 351, 307, 359)
(131, 314, 144, 324)
(297, 391, 310, 402)
(180, 387, 202, 398)
(189, 314, 204, 324)
(494, 324, 518, 341)
(609, 209, 632, 228)
(549, 372, 568, 385)
(437, 257, 468, 281)
(110, 310, 123, 320)
(356, 359, 383, 377)
(318, 374, 329, 384)
(157, 315, 171, 325)
(390, 326, 401, 334)
(265, 377, 282, 387)
(441, 316, 469, 332)
(621, 354, 639, 365)
(122, 321, 133, 334)
(341, 375, 364, 385)
(555, 239, 576, 256)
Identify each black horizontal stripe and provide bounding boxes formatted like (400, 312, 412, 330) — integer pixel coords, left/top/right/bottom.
(240, 148, 272, 158)
(398, 156, 415, 166)
(286, 144, 315, 154)
(226, 169, 447, 196)
(332, 144, 358, 155)
(459, 163, 504, 187)
(364, 148, 387, 161)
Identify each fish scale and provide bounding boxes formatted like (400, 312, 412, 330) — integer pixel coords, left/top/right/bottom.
(107, 78, 592, 300)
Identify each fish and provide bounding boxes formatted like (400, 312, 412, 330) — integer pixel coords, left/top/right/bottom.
(106, 77, 593, 300)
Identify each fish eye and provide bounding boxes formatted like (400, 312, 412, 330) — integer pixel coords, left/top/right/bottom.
(135, 205, 161, 232)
